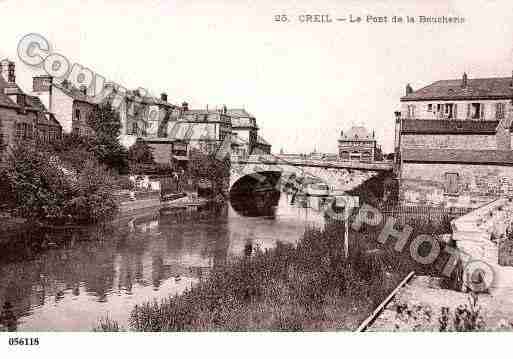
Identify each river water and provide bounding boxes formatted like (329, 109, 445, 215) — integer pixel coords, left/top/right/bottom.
(0, 194, 330, 331)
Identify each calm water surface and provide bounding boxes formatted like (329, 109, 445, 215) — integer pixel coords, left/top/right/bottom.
(0, 194, 329, 331)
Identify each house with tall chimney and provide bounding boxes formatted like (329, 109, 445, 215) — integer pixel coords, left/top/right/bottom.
(0, 59, 62, 161)
(32, 75, 98, 137)
(395, 72, 513, 208)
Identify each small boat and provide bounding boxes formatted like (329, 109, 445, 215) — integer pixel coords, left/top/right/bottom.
(305, 183, 330, 196)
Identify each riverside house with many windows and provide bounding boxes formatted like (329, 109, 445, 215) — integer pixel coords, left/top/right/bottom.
(32, 75, 98, 137)
(396, 72, 513, 208)
(0, 59, 62, 162)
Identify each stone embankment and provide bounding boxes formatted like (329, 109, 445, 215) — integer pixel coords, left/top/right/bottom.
(451, 197, 513, 294)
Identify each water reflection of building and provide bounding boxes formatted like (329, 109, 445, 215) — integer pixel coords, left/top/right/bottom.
(0, 206, 233, 329)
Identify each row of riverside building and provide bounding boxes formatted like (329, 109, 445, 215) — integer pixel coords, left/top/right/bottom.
(0, 59, 271, 166)
(395, 72, 513, 209)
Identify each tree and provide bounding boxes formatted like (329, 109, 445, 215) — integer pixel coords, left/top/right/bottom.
(128, 140, 154, 164)
(87, 102, 128, 174)
(187, 148, 230, 199)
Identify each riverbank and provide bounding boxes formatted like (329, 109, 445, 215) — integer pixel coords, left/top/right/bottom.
(369, 275, 513, 331)
(101, 209, 455, 332)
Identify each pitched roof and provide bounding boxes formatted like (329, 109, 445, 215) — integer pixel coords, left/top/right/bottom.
(402, 148, 513, 165)
(227, 108, 258, 128)
(340, 126, 374, 140)
(54, 82, 100, 105)
(401, 119, 500, 134)
(227, 108, 254, 118)
(402, 77, 513, 101)
(257, 135, 270, 146)
(0, 76, 20, 108)
(181, 110, 230, 123)
(0, 77, 52, 113)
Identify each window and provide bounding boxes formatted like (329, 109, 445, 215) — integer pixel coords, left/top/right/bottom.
(443, 103, 457, 119)
(407, 105, 416, 119)
(496, 102, 506, 120)
(445, 173, 459, 195)
(75, 109, 81, 122)
(468, 103, 484, 120)
(427, 104, 433, 112)
(15, 123, 33, 140)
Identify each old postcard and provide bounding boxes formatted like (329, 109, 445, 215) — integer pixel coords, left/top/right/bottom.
(1, 0, 513, 357)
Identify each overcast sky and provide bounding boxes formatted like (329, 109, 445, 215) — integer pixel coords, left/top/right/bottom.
(1, 0, 512, 153)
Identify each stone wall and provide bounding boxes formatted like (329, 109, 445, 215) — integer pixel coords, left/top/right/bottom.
(452, 198, 513, 293)
(402, 134, 497, 150)
(401, 162, 513, 208)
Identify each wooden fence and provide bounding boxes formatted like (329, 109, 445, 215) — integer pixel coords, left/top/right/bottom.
(378, 205, 473, 227)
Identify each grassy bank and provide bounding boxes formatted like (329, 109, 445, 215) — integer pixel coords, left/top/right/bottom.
(102, 206, 455, 331)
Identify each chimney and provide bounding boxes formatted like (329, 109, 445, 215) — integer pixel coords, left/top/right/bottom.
(160, 93, 168, 102)
(0, 59, 15, 83)
(405, 83, 413, 95)
(181, 101, 189, 111)
(462, 72, 468, 88)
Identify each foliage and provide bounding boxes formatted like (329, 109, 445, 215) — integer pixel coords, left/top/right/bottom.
(127, 222, 403, 331)
(128, 140, 154, 164)
(439, 292, 486, 331)
(187, 149, 230, 198)
(4, 142, 118, 224)
(87, 102, 128, 174)
(94, 315, 123, 332)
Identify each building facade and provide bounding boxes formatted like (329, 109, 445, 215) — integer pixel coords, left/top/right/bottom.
(32, 76, 97, 136)
(396, 72, 513, 208)
(228, 108, 259, 157)
(0, 60, 62, 161)
(338, 126, 381, 161)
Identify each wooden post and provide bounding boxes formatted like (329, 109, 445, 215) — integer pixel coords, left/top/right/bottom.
(344, 204, 349, 259)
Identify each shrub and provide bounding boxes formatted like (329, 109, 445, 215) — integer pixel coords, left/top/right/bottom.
(5, 143, 118, 224)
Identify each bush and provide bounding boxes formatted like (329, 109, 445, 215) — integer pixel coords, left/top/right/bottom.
(5, 143, 118, 224)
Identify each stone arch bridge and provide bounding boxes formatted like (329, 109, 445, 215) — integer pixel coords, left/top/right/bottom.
(229, 156, 394, 195)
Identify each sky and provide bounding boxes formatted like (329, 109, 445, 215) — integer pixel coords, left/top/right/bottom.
(1, 0, 513, 153)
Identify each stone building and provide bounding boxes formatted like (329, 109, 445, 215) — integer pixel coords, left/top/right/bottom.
(338, 125, 381, 161)
(32, 75, 97, 136)
(253, 135, 272, 155)
(396, 72, 513, 208)
(0, 60, 62, 161)
(228, 108, 258, 156)
(116, 88, 177, 149)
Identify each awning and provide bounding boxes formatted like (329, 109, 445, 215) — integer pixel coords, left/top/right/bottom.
(172, 155, 189, 161)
